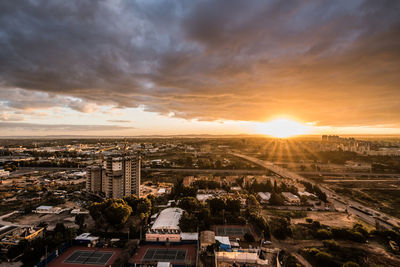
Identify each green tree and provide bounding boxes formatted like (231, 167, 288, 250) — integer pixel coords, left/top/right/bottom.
(342, 262, 360, 267)
(103, 199, 132, 227)
(225, 198, 241, 214)
(208, 198, 225, 216)
(179, 211, 198, 232)
(269, 192, 284, 205)
(75, 214, 85, 229)
(178, 197, 200, 213)
(244, 232, 255, 242)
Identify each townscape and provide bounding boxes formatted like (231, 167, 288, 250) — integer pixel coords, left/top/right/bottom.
(0, 136, 399, 266)
(1, 1, 400, 267)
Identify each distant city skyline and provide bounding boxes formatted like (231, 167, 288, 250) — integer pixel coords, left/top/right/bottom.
(0, 1, 399, 136)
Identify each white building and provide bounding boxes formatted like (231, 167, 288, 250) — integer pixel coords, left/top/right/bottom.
(258, 192, 271, 203)
(282, 192, 300, 203)
(146, 208, 184, 242)
(196, 194, 213, 202)
(33, 205, 64, 214)
(216, 251, 269, 266)
(0, 169, 9, 178)
(75, 233, 99, 245)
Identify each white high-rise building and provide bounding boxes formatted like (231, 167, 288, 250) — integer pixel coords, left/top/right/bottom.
(86, 153, 140, 198)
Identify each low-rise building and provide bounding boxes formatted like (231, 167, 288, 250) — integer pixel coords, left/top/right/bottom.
(146, 208, 184, 242)
(258, 192, 271, 203)
(196, 194, 213, 202)
(75, 233, 99, 246)
(0, 169, 10, 178)
(200, 230, 215, 250)
(33, 205, 64, 214)
(216, 251, 269, 266)
(282, 192, 300, 203)
(0, 226, 44, 246)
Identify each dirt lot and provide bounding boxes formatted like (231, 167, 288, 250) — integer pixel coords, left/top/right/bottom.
(292, 211, 372, 229)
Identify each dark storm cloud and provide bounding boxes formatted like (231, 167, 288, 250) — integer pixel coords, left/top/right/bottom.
(0, 0, 399, 126)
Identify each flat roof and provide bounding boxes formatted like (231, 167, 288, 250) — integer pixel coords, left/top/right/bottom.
(151, 208, 184, 231)
(180, 232, 198, 240)
(37, 205, 53, 209)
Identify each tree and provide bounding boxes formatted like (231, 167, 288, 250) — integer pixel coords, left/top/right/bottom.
(342, 262, 360, 267)
(75, 214, 85, 229)
(247, 195, 261, 211)
(225, 198, 241, 214)
(271, 218, 291, 240)
(90, 199, 132, 229)
(244, 232, 255, 242)
(315, 251, 334, 266)
(178, 197, 200, 213)
(208, 198, 225, 216)
(316, 229, 332, 240)
(179, 211, 198, 232)
(136, 198, 152, 221)
(103, 199, 132, 227)
(269, 192, 284, 205)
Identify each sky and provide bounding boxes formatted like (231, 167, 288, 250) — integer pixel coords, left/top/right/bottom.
(0, 0, 399, 136)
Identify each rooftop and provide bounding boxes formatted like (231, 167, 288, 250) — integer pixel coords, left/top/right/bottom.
(151, 208, 184, 231)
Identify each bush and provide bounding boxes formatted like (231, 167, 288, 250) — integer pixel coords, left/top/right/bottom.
(342, 261, 360, 267)
(316, 229, 332, 239)
(315, 251, 334, 265)
(311, 221, 321, 229)
(306, 218, 313, 223)
(323, 239, 339, 251)
(302, 248, 320, 257)
(244, 232, 255, 242)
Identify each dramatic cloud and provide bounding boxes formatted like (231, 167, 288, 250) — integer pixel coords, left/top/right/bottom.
(0, 122, 134, 134)
(0, 0, 399, 127)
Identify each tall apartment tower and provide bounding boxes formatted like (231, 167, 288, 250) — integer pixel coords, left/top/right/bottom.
(85, 164, 103, 194)
(86, 153, 141, 199)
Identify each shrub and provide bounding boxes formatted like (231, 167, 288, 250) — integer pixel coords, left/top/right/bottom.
(323, 239, 339, 251)
(244, 232, 255, 242)
(316, 229, 332, 240)
(315, 251, 334, 266)
(302, 248, 320, 257)
(342, 261, 360, 267)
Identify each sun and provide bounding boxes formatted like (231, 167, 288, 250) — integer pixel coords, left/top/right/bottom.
(256, 118, 309, 138)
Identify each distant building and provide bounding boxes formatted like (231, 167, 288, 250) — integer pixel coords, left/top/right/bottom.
(33, 205, 64, 214)
(183, 176, 194, 187)
(258, 192, 271, 203)
(282, 192, 300, 203)
(0, 169, 9, 178)
(85, 164, 103, 194)
(86, 153, 141, 198)
(196, 194, 213, 202)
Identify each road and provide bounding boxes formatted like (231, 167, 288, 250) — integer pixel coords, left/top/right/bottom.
(231, 153, 400, 230)
(143, 167, 265, 174)
(298, 171, 400, 178)
(0, 211, 32, 227)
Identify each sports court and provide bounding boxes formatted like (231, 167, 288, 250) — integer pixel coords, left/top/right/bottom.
(131, 244, 196, 266)
(64, 250, 114, 265)
(47, 247, 122, 267)
(215, 225, 251, 236)
(143, 248, 186, 261)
